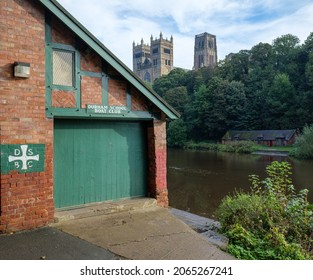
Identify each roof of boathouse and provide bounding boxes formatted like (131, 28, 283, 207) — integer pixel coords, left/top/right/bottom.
(223, 130, 297, 141)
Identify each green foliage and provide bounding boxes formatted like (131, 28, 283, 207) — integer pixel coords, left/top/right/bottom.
(226, 224, 308, 260)
(152, 68, 187, 97)
(223, 50, 250, 82)
(191, 77, 247, 140)
(250, 43, 273, 69)
(167, 119, 188, 148)
(290, 124, 313, 159)
(267, 73, 298, 129)
(184, 141, 218, 151)
(184, 141, 257, 154)
(152, 32, 313, 142)
(216, 161, 313, 260)
(219, 141, 257, 154)
(163, 86, 189, 114)
(272, 34, 300, 74)
(305, 53, 313, 87)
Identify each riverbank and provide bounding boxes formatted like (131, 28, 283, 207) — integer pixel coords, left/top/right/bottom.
(169, 208, 229, 250)
(184, 141, 256, 153)
(252, 150, 289, 156)
(183, 141, 294, 155)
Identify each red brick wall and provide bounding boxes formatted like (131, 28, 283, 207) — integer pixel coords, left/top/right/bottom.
(80, 48, 102, 73)
(0, 0, 54, 232)
(0, 0, 170, 232)
(131, 88, 149, 111)
(81, 76, 102, 108)
(147, 113, 168, 207)
(52, 90, 76, 108)
(51, 16, 76, 46)
(108, 79, 127, 106)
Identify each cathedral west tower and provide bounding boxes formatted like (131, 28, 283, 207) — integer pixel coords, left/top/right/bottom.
(133, 33, 173, 83)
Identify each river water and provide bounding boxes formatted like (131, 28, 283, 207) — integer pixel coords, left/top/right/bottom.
(167, 149, 313, 219)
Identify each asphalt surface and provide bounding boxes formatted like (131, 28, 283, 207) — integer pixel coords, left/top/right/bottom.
(0, 227, 121, 260)
(0, 199, 234, 260)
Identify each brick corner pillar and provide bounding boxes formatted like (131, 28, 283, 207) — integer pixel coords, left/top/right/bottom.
(147, 114, 168, 207)
(0, 0, 54, 233)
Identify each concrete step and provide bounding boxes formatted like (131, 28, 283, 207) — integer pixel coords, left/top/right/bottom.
(169, 208, 229, 250)
(54, 198, 157, 223)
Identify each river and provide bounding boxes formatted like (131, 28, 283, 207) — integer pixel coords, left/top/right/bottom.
(167, 149, 313, 219)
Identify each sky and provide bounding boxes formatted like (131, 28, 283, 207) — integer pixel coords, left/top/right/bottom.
(57, 0, 313, 70)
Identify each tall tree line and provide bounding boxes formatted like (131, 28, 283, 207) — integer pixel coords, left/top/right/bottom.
(153, 33, 313, 142)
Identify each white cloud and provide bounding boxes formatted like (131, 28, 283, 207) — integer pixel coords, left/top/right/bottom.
(57, 0, 313, 69)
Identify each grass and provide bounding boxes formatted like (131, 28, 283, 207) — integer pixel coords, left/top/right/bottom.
(253, 145, 294, 152)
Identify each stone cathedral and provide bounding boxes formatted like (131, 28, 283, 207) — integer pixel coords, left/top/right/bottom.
(133, 33, 174, 83)
(133, 32, 217, 82)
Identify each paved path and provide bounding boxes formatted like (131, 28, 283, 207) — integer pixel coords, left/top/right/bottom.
(54, 204, 235, 260)
(0, 227, 120, 260)
(0, 199, 235, 260)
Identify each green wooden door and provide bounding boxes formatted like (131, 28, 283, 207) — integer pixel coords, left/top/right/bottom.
(54, 119, 147, 208)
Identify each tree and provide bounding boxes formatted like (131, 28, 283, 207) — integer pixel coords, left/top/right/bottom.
(303, 32, 313, 53)
(224, 81, 247, 130)
(266, 73, 298, 129)
(250, 43, 273, 69)
(152, 68, 187, 97)
(302, 90, 313, 125)
(272, 34, 300, 61)
(177, 66, 215, 96)
(163, 86, 189, 114)
(167, 119, 188, 148)
(272, 34, 300, 79)
(156, 33, 311, 143)
(191, 77, 247, 140)
(291, 124, 313, 159)
(225, 50, 250, 82)
(244, 64, 275, 129)
(305, 52, 313, 87)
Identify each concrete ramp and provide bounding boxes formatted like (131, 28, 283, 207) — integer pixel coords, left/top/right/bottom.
(52, 199, 235, 260)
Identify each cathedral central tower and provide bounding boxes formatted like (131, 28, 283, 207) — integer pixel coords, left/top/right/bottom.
(194, 32, 217, 70)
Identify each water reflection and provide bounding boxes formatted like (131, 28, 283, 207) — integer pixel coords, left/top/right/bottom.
(167, 149, 313, 219)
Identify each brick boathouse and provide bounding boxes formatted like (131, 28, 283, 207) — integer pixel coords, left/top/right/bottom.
(0, 0, 179, 233)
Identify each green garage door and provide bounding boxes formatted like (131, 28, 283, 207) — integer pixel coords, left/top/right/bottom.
(54, 119, 147, 208)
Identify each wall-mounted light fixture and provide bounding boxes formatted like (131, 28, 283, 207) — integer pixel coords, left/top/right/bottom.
(14, 62, 30, 78)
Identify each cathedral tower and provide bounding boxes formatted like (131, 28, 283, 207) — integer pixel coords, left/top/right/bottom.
(194, 32, 217, 70)
(133, 33, 173, 83)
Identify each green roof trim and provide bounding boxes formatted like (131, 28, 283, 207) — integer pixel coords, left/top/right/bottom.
(39, 0, 179, 120)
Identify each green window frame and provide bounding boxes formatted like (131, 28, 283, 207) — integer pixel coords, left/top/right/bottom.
(45, 42, 81, 111)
